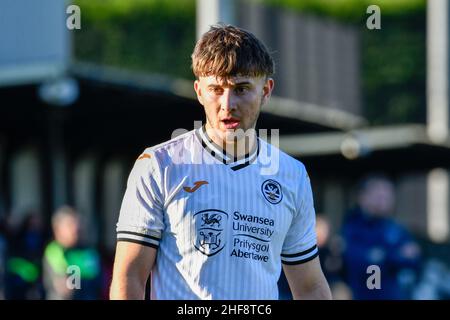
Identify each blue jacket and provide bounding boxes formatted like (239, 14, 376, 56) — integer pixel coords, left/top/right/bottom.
(342, 207, 421, 300)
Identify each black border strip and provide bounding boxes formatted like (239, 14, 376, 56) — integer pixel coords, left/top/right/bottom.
(281, 244, 317, 258)
(281, 251, 319, 265)
(201, 126, 230, 162)
(230, 139, 260, 171)
(196, 126, 260, 169)
(117, 239, 159, 249)
(117, 230, 161, 241)
(196, 129, 228, 164)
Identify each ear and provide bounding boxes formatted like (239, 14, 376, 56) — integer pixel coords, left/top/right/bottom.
(194, 80, 204, 105)
(261, 78, 274, 106)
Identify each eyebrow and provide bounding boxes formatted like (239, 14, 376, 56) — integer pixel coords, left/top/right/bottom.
(207, 81, 253, 88)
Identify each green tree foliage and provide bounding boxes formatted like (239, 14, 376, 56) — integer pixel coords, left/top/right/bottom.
(259, 0, 425, 22)
(73, 0, 196, 79)
(259, 0, 426, 125)
(361, 13, 425, 125)
(73, 0, 426, 125)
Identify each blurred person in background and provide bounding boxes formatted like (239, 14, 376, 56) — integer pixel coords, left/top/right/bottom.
(341, 174, 422, 300)
(4, 210, 47, 299)
(315, 214, 351, 300)
(277, 214, 350, 300)
(42, 206, 101, 300)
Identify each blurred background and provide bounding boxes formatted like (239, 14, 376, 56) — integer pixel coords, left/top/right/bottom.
(1, 0, 450, 300)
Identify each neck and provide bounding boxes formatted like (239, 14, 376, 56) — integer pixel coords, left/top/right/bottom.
(205, 123, 257, 159)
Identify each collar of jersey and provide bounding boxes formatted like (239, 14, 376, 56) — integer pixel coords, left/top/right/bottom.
(195, 125, 260, 170)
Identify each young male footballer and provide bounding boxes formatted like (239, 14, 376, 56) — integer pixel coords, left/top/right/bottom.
(110, 24, 331, 300)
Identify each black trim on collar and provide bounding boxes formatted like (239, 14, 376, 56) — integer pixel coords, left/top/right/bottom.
(195, 126, 259, 171)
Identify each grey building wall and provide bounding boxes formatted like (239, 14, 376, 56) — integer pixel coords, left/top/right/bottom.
(236, 0, 361, 116)
(0, 0, 70, 86)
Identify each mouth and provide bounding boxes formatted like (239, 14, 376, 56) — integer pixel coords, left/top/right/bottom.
(221, 117, 241, 129)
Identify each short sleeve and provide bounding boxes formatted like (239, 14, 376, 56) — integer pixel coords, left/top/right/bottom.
(281, 166, 318, 265)
(116, 149, 165, 249)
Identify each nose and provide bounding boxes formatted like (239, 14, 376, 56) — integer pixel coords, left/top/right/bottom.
(219, 89, 237, 112)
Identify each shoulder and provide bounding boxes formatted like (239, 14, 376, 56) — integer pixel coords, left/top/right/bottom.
(44, 240, 61, 252)
(43, 241, 65, 266)
(149, 129, 195, 154)
(259, 138, 309, 179)
(136, 129, 196, 168)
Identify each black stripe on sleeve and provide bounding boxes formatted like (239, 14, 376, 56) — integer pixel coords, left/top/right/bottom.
(116, 230, 161, 241)
(117, 239, 159, 249)
(281, 251, 319, 265)
(281, 244, 317, 258)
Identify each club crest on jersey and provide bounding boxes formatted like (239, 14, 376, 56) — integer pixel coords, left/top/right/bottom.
(261, 179, 283, 204)
(193, 209, 228, 257)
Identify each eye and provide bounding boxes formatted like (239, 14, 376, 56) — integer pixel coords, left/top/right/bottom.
(209, 87, 223, 95)
(235, 86, 248, 95)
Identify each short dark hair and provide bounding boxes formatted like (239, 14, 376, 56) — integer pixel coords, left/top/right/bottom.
(191, 24, 275, 78)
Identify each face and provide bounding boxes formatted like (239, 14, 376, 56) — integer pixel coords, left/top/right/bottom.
(359, 180, 395, 217)
(54, 215, 80, 248)
(194, 75, 274, 144)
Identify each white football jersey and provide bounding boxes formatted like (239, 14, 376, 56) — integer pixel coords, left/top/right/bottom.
(116, 126, 318, 300)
